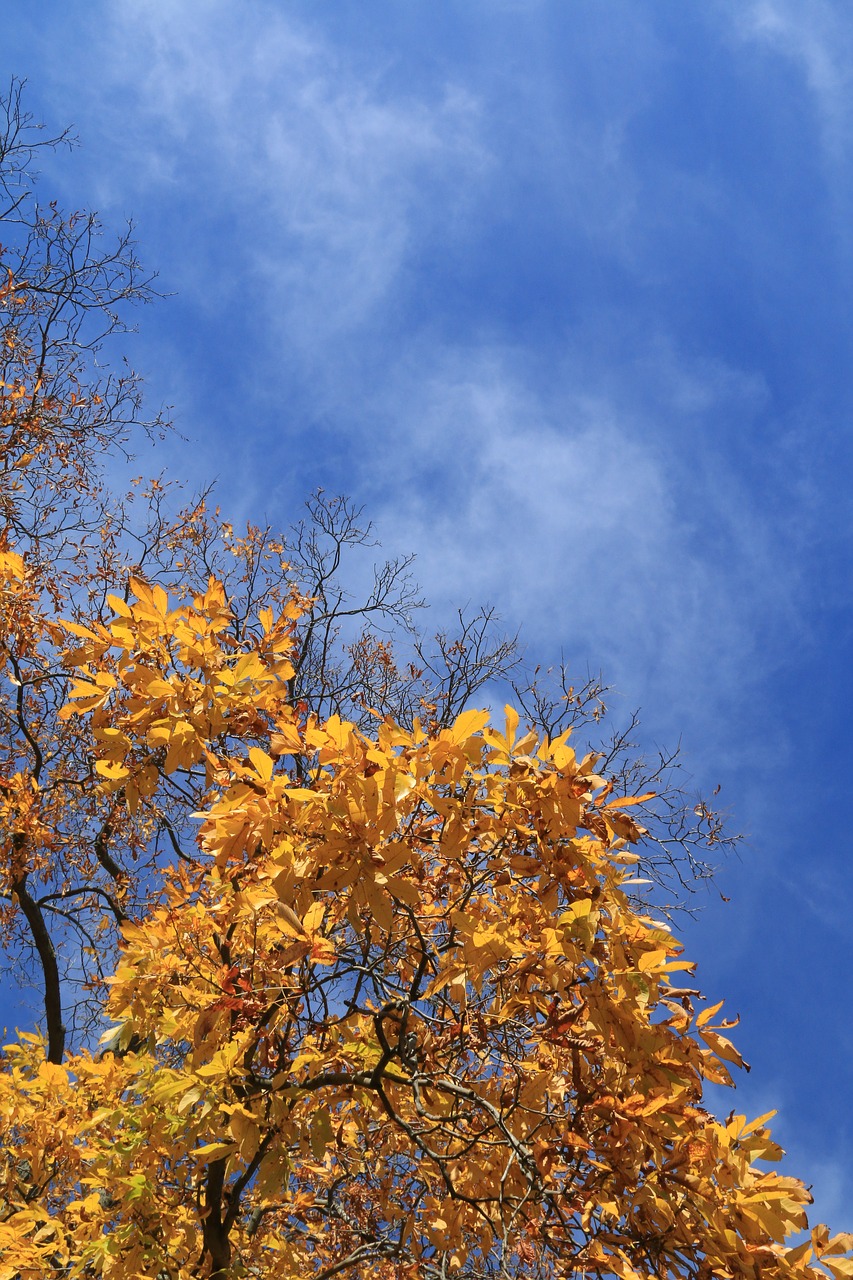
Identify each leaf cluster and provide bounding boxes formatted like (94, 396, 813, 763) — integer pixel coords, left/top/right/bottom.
(0, 565, 843, 1278)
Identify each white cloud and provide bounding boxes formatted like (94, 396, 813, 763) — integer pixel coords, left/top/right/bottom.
(66, 0, 489, 356)
(356, 337, 798, 760)
(730, 0, 853, 163)
(38, 3, 810, 761)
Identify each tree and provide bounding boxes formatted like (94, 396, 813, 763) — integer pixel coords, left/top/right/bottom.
(0, 77, 733, 1069)
(5, 79, 831, 1280)
(0, 559, 850, 1279)
(0, 75, 529, 1060)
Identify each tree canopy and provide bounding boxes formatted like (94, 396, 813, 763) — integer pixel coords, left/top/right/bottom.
(0, 77, 848, 1280)
(1, 548, 850, 1279)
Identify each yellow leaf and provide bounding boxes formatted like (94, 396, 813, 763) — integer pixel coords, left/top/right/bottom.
(637, 949, 668, 972)
(826, 1262, 853, 1280)
(302, 900, 325, 934)
(826, 1235, 853, 1257)
(248, 746, 274, 782)
(194, 1141, 238, 1161)
(696, 999, 725, 1029)
(277, 902, 307, 935)
(445, 708, 490, 745)
(603, 792, 656, 809)
(106, 593, 133, 617)
(700, 1029, 746, 1069)
(271, 722, 303, 754)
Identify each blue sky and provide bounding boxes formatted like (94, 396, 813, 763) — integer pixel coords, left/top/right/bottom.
(4, 0, 853, 1230)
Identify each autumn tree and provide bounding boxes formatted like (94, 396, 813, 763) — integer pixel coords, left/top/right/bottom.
(0, 558, 850, 1279)
(0, 79, 516, 1055)
(4, 79, 837, 1280)
(0, 78, 733, 1068)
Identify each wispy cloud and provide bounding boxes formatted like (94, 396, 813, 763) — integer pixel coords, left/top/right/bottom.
(734, 0, 853, 147)
(357, 335, 801, 755)
(38, 1, 816, 755)
(728, 0, 853, 244)
(63, 0, 488, 359)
